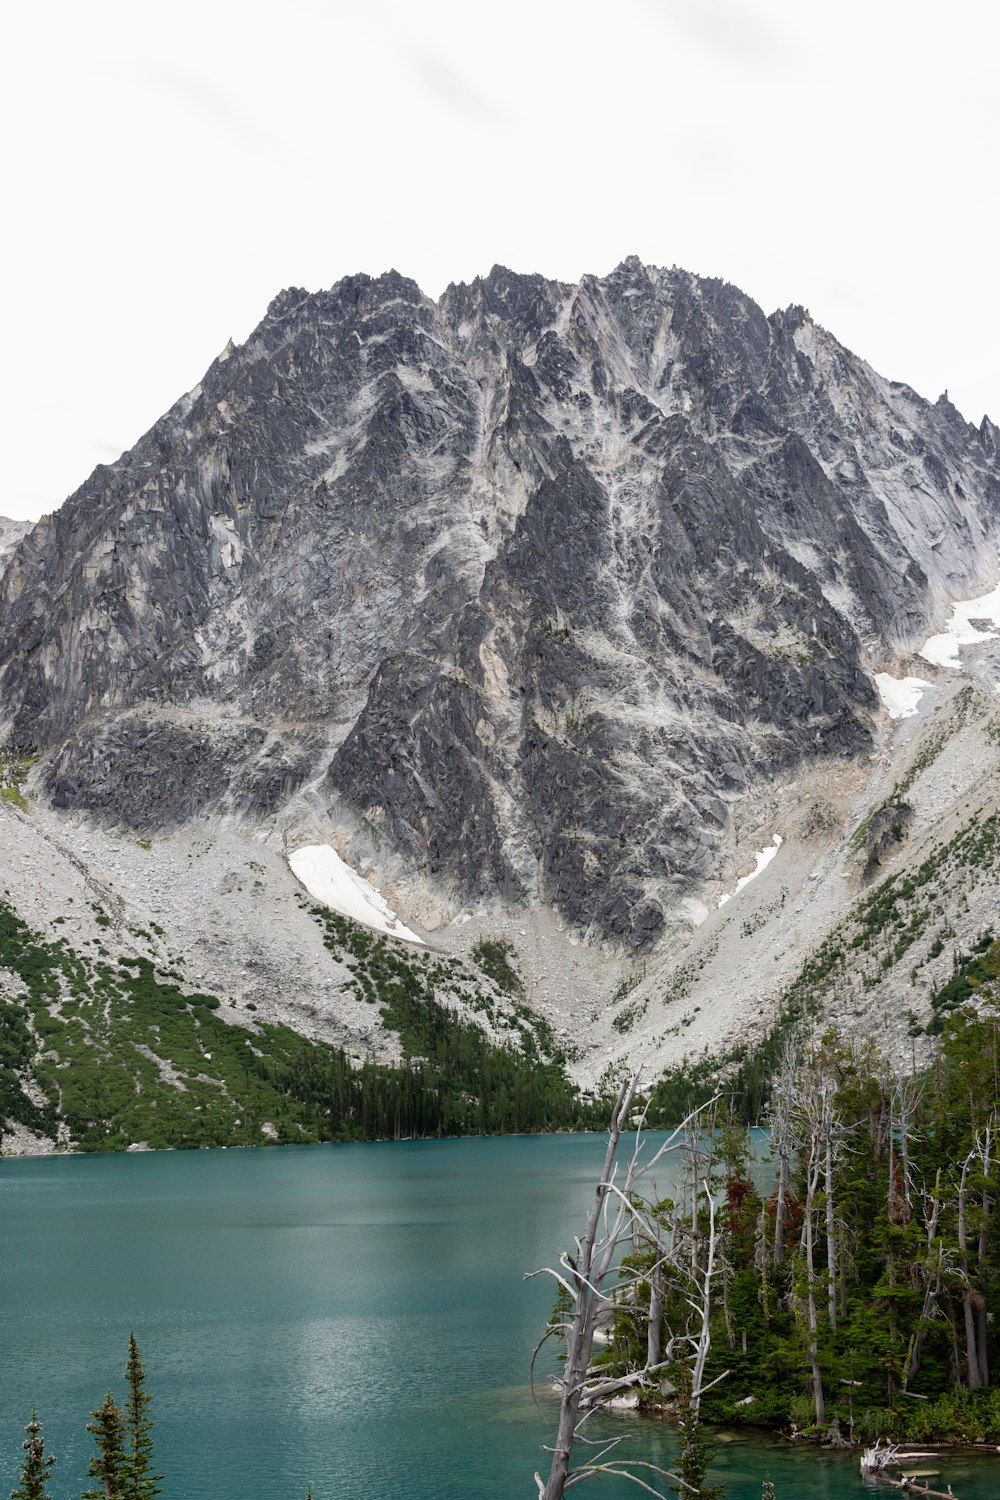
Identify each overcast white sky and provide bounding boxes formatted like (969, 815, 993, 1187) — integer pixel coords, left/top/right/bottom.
(2, 0, 997, 522)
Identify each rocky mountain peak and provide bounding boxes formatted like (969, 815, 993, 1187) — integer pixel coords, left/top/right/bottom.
(0, 261, 997, 948)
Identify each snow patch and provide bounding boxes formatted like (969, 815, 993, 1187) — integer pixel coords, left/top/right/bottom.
(874, 673, 929, 719)
(919, 582, 1000, 668)
(289, 844, 424, 945)
(718, 835, 783, 908)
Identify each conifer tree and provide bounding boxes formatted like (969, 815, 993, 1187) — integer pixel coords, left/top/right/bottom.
(122, 1334, 161, 1500)
(671, 1363, 723, 1500)
(10, 1412, 55, 1500)
(82, 1394, 126, 1500)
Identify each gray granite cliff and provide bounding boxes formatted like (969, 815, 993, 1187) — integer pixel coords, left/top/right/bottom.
(1, 261, 997, 945)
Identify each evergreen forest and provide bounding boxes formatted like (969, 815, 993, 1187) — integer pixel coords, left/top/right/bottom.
(581, 994, 1000, 1449)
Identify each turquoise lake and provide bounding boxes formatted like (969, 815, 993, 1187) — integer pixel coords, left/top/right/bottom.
(1, 1134, 998, 1499)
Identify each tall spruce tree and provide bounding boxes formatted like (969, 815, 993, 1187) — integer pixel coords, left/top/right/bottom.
(10, 1412, 56, 1500)
(122, 1334, 161, 1500)
(670, 1363, 723, 1500)
(82, 1394, 126, 1500)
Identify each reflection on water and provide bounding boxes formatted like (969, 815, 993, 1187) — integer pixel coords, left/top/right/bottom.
(1, 1136, 998, 1499)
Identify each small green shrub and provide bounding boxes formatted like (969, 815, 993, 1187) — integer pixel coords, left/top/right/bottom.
(470, 938, 524, 997)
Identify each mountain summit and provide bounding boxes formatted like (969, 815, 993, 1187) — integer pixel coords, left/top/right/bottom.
(1, 261, 997, 947)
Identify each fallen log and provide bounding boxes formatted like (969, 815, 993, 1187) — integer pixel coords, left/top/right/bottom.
(875, 1482, 956, 1498)
(860, 1443, 960, 1497)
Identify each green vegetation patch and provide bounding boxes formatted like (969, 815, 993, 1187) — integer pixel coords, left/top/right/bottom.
(1, 894, 609, 1152)
(925, 931, 998, 1033)
(470, 937, 525, 997)
(308, 905, 608, 1135)
(0, 899, 336, 1151)
(0, 748, 41, 813)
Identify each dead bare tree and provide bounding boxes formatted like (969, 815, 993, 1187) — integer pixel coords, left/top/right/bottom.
(889, 1063, 923, 1220)
(957, 1121, 994, 1389)
(902, 1169, 945, 1392)
(819, 1076, 842, 1335)
(790, 1058, 844, 1425)
(527, 1078, 727, 1499)
(799, 1118, 826, 1425)
(767, 1041, 798, 1269)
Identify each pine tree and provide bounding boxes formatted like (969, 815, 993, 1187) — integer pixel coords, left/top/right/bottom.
(122, 1334, 161, 1500)
(82, 1394, 126, 1500)
(670, 1364, 723, 1500)
(10, 1412, 56, 1500)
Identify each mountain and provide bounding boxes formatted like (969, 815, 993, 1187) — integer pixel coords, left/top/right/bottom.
(1, 260, 998, 949)
(2, 259, 1000, 1153)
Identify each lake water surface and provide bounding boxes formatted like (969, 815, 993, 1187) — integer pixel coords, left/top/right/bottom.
(1, 1135, 997, 1499)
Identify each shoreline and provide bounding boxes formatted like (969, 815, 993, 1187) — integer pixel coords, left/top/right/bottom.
(0, 1120, 617, 1162)
(588, 1391, 1000, 1458)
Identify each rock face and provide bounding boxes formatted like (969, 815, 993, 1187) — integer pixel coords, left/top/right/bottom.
(1, 261, 998, 946)
(0, 517, 32, 581)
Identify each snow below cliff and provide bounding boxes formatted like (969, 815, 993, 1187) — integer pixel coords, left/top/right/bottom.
(289, 844, 424, 944)
(718, 834, 783, 907)
(920, 582, 1000, 668)
(875, 673, 930, 719)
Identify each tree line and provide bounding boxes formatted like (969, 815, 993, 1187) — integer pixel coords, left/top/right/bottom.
(539, 991, 1000, 1497)
(692, 1000, 1000, 1443)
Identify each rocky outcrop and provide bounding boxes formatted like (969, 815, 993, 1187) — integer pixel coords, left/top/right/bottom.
(861, 798, 916, 883)
(0, 517, 31, 581)
(1, 261, 998, 945)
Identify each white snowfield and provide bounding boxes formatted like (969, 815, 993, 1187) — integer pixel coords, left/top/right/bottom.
(288, 844, 424, 945)
(919, 582, 1000, 669)
(874, 673, 930, 719)
(718, 834, 783, 908)
(871, 575, 1000, 713)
